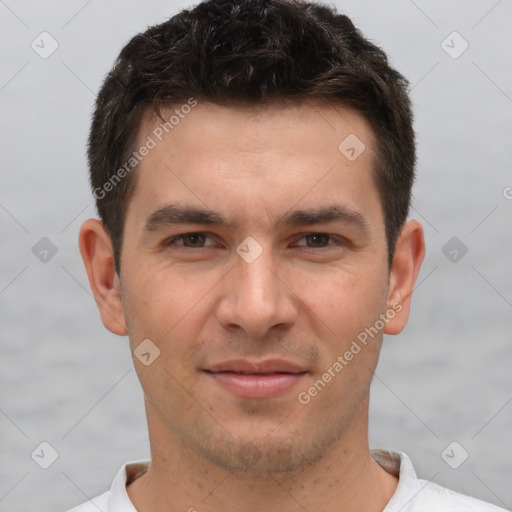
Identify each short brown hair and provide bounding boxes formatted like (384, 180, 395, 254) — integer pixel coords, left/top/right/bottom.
(88, 0, 415, 274)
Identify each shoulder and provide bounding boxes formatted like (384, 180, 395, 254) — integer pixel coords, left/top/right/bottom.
(413, 479, 508, 511)
(64, 491, 110, 512)
(63, 459, 149, 512)
(410, 479, 509, 511)
(371, 449, 508, 512)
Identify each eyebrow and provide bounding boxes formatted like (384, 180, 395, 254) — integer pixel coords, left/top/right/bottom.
(142, 203, 370, 235)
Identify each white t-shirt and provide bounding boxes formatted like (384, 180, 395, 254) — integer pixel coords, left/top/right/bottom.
(66, 449, 507, 511)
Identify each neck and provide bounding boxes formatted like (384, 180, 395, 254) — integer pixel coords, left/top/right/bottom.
(127, 397, 398, 512)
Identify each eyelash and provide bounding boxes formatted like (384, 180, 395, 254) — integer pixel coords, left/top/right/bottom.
(163, 232, 345, 250)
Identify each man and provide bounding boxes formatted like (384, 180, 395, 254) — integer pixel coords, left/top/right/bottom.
(68, 0, 506, 510)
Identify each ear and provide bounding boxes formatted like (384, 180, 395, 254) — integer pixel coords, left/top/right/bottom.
(78, 219, 128, 336)
(383, 219, 425, 335)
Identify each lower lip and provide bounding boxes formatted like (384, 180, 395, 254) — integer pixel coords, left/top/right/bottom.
(204, 371, 307, 398)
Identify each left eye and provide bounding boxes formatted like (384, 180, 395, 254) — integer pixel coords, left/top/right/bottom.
(294, 233, 339, 248)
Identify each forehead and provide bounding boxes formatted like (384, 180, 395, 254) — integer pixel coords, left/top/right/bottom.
(137, 99, 375, 164)
(126, 100, 382, 232)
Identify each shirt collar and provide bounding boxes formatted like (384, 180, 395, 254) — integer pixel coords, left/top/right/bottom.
(108, 459, 150, 512)
(371, 449, 421, 511)
(107, 450, 416, 511)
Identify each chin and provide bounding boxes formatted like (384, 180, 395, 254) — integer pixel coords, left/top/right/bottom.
(184, 422, 342, 475)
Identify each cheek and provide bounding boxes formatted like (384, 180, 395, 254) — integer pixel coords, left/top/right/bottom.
(125, 262, 193, 317)
(123, 268, 206, 396)
(122, 264, 219, 357)
(293, 264, 388, 337)
(295, 266, 388, 398)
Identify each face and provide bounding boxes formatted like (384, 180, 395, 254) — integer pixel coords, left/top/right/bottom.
(82, 100, 422, 475)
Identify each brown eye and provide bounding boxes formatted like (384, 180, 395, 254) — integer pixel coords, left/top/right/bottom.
(294, 233, 340, 249)
(165, 233, 215, 248)
(304, 233, 331, 247)
(180, 234, 207, 247)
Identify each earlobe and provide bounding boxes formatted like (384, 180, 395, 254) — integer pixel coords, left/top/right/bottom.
(384, 220, 425, 335)
(78, 219, 128, 336)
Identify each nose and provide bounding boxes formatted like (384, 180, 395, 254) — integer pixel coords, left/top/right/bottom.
(215, 245, 299, 338)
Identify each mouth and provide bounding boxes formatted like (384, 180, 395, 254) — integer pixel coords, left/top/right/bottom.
(202, 359, 308, 399)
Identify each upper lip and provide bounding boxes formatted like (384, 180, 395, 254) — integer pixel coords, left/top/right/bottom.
(204, 359, 307, 374)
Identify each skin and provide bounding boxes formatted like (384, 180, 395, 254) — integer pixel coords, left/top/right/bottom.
(79, 100, 425, 512)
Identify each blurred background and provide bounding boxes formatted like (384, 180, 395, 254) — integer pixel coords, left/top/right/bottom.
(1, 1, 511, 510)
